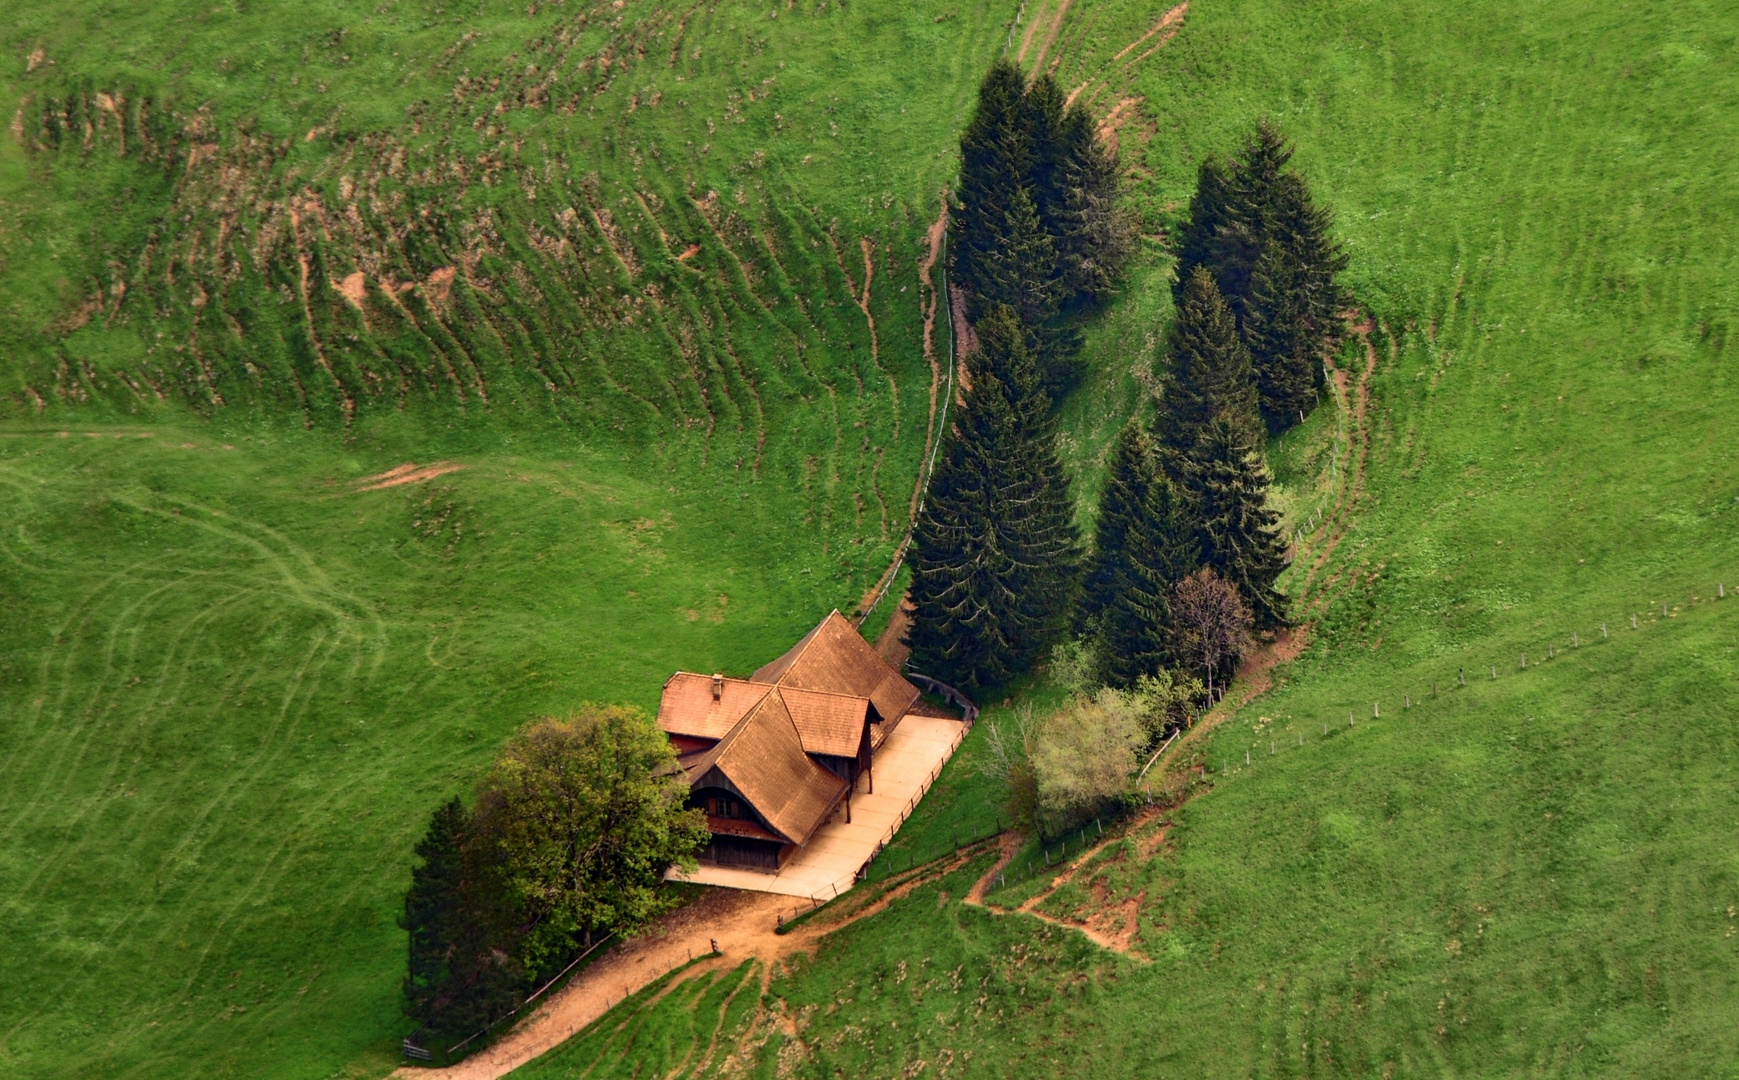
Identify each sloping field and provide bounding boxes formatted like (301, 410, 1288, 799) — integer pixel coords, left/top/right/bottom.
(504, 0, 1739, 1077)
(0, 1, 1019, 1077)
(5, 0, 1739, 1077)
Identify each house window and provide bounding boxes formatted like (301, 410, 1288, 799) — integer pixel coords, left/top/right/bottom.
(710, 796, 739, 819)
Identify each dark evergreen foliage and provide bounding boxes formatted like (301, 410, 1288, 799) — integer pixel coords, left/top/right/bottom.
(1023, 73, 1069, 239)
(1054, 100, 1135, 308)
(951, 59, 1031, 303)
(1090, 424, 1202, 686)
(400, 798, 527, 1036)
(953, 63, 1132, 398)
(1172, 122, 1347, 433)
(1246, 237, 1318, 432)
(1171, 155, 1235, 308)
(970, 185, 1082, 397)
(1190, 413, 1290, 630)
(906, 306, 1080, 691)
(1156, 267, 1259, 457)
(1267, 171, 1350, 349)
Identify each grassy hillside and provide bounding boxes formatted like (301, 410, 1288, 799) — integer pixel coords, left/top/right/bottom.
(506, 0, 1739, 1077)
(0, 1, 1026, 1077)
(6, 0, 1739, 1076)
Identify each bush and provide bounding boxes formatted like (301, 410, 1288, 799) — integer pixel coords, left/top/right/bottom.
(1030, 689, 1145, 836)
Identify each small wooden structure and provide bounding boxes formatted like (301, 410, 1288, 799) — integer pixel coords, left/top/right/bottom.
(657, 611, 925, 871)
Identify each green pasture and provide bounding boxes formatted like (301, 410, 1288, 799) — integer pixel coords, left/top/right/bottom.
(534, 0, 1739, 1076)
(5, 0, 1739, 1076)
(0, 414, 911, 1078)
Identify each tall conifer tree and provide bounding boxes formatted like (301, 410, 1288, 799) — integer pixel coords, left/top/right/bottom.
(1246, 238, 1318, 432)
(1055, 101, 1134, 308)
(906, 306, 1080, 691)
(1267, 171, 1348, 346)
(1088, 424, 1202, 685)
(400, 798, 527, 1034)
(1023, 73, 1069, 238)
(971, 185, 1080, 395)
(952, 60, 1031, 301)
(1172, 156, 1234, 308)
(1157, 267, 1260, 458)
(1190, 413, 1290, 630)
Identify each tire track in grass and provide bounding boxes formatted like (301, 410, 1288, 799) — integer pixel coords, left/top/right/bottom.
(1291, 315, 1381, 611)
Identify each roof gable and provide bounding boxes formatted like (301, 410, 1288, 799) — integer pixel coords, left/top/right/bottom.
(657, 673, 773, 742)
(779, 686, 871, 758)
(751, 610, 921, 724)
(684, 690, 848, 845)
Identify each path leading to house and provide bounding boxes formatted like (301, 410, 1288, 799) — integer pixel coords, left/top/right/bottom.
(668, 713, 968, 898)
(398, 888, 799, 1080)
(397, 821, 985, 1080)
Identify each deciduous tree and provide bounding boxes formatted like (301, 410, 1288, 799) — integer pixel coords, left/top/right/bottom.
(471, 706, 708, 975)
(1171, 567, 1254, 698)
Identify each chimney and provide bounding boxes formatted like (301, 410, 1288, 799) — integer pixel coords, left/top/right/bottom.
(712, 673, 724, 702)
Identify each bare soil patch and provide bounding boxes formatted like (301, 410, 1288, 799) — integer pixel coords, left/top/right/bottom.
(357, 462, 465, 491)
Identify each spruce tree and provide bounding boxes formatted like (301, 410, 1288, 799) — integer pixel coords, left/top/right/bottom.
(1156, 267, 1260, 457)
(952, 59, 1031, 302)
(1190, 413, 1290, 630)
(1246, 237, 1318, 432)
(1055, 100, 1134, 308)
(403, 797, 469, 1028)
(1023, 73, 1069, 241)
(1208, 120, 1294, 323)
(1171, 156, 1233, 308)
(906, 306, 1080, 691)
(1095, 431, 1202, 686)
(970, 184, 1081, 396)
(400, 799, 527, 1034)
(1268, 171, 1349, 346)
(1081, 421, 1153, 629)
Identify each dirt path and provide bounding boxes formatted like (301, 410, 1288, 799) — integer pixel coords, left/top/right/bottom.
(853, 200, 950, 625)
(397, 851, 986, 1080)
(1065, 1, 1187, 109)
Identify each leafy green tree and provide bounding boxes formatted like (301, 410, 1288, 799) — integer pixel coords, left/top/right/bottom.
(952, 59, 1031, 302)
(906, 306, 1081, 691)
(1156, 268, 1259, 458)
(400, 798, 527, 1035)
(472, 706, 708, 975)
(1189, 414, 1290, 630)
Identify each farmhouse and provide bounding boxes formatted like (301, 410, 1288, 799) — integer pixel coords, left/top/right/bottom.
(657, 610, 936, 872)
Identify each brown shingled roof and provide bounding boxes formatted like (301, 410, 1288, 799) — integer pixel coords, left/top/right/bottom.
(682, 689, 848, 846)
(751, 610, 921, 726)
(657, 673, 772, 742)
(779, 686, 871, 758)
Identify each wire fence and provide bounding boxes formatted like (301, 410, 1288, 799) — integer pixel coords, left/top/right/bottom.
(1193, 580, 1733, 784)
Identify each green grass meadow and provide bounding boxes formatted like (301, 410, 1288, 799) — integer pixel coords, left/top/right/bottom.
(5, 0, 1739, 1076)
